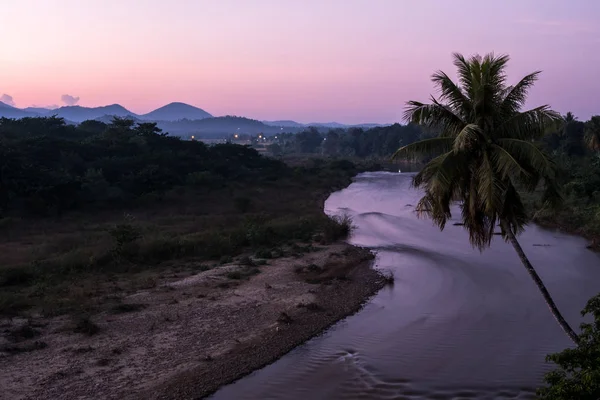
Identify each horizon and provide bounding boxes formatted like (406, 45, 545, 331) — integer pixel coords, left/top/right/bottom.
(2, 0, 600, 124)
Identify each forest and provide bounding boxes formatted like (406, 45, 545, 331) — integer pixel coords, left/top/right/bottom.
(0, 116, 289, 216)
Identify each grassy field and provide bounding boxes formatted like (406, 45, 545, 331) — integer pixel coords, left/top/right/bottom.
(0, 161, 363, 319)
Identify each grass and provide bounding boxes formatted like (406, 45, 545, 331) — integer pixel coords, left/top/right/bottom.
(0, 160, 360, 319)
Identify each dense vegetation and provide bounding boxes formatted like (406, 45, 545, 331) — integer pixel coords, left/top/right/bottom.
(527, 113, 600, 247)
(0, 116, 286, 216)
(0, 116, 373, 318)
(537, 294, 600, 399)
(264, 123, 432, 159)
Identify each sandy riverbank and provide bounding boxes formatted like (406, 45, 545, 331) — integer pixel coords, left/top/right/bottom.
(1, 243, 386, 400)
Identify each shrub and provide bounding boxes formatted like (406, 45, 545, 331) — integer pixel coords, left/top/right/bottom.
(108, 214, 141, 249)
(321, 214, 353, 243)
(537, 294, 600, 399)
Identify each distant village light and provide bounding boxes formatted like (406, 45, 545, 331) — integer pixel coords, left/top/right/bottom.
(191, 135, 195, 140)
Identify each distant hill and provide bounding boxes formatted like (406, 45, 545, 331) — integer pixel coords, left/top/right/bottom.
(157, 116, 302, 138)
(22, 107, 55, 115)
(0, 101, 387, 135)
(52, 104, 137, 122)
(140, 102, 212, 121)
(0, 102, 40, 119)
(263, 119, 387, 129)
(262, 120, 305, 128)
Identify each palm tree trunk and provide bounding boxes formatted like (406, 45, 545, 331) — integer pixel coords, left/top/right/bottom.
(501, 221, 580, 345)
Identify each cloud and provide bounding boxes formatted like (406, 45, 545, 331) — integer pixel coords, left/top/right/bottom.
(1, 94, 16, 106)
(61, 94, 80, 106)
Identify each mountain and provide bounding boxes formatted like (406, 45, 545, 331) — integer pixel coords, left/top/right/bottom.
(262, 120, 305, 128)
(0, 102, 41, 118)
(23, 107, 55, 115)
(140, 102, 212, 121)
(157, 116, 303, 138)
(263, 120, 387, 129)
(52, 104, 137, 122)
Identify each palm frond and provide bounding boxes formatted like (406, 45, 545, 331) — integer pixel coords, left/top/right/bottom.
(490, 144, 533, 182)
(412, 151, 464, 229)
(496, 138, 556, 182)
(476, 152, 505, 215)
(483, 53, 509, 89)
(431, 70, 471, 118)
(494, 106, 562, 140)
(403, 99, 466, 136)
(452, 53, 474, 98)
(392, 137, 453, 160)
(453, 123, 483, 152)
(500, 72, 541, 115)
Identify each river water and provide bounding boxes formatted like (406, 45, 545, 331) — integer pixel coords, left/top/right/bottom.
(212, 172, 600, 400)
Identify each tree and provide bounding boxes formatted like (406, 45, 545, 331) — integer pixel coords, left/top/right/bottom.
(584, 116, 600, 152)
(394, 53, 579, 344)
(537, 294, 600, 399)
(561, 114, 586, 156)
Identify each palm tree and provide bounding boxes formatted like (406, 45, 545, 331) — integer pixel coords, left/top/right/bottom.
(393, 53, 580, 344)
(584, 116, 600, 152)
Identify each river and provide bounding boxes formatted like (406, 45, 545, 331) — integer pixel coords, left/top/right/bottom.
(211, 171, 600, 399)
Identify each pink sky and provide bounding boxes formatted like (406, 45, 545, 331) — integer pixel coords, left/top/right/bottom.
(1, 0, 599, 124)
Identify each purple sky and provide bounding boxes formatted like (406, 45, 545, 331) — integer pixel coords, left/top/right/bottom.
(1, 0, 599, 123)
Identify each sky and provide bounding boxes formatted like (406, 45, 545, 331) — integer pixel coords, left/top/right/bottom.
(1, 0, 599, 124)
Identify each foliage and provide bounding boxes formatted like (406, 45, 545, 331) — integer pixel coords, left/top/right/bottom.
(537, 294, 600, 399)
(0, 117, 285, 216)
(267, 123, 430, 159)
(584, 116, 600, 152)
(395, 52, 562, 249)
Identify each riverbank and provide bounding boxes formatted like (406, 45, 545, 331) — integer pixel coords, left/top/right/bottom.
(522, 192, 600, 251)
(1, 242, 386, 400)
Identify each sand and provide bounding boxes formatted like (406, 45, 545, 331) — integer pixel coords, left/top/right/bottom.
(0, 243, 386, 400)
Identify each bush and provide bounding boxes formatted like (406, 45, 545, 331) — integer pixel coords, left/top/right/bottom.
(108, 215, 141, 248)
(321, 214, 353, 243)
(537, 293, 600, 399)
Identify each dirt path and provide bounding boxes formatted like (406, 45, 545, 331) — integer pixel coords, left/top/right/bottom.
(0, 243, 386, 400)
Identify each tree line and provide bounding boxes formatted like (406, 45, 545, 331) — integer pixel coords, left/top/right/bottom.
(265, 123, 435, 159)
(0, 116, 285, 217)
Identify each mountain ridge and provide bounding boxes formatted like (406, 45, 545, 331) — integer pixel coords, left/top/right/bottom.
(140, 102, 212, 121)
(0, 101, 390, 134)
